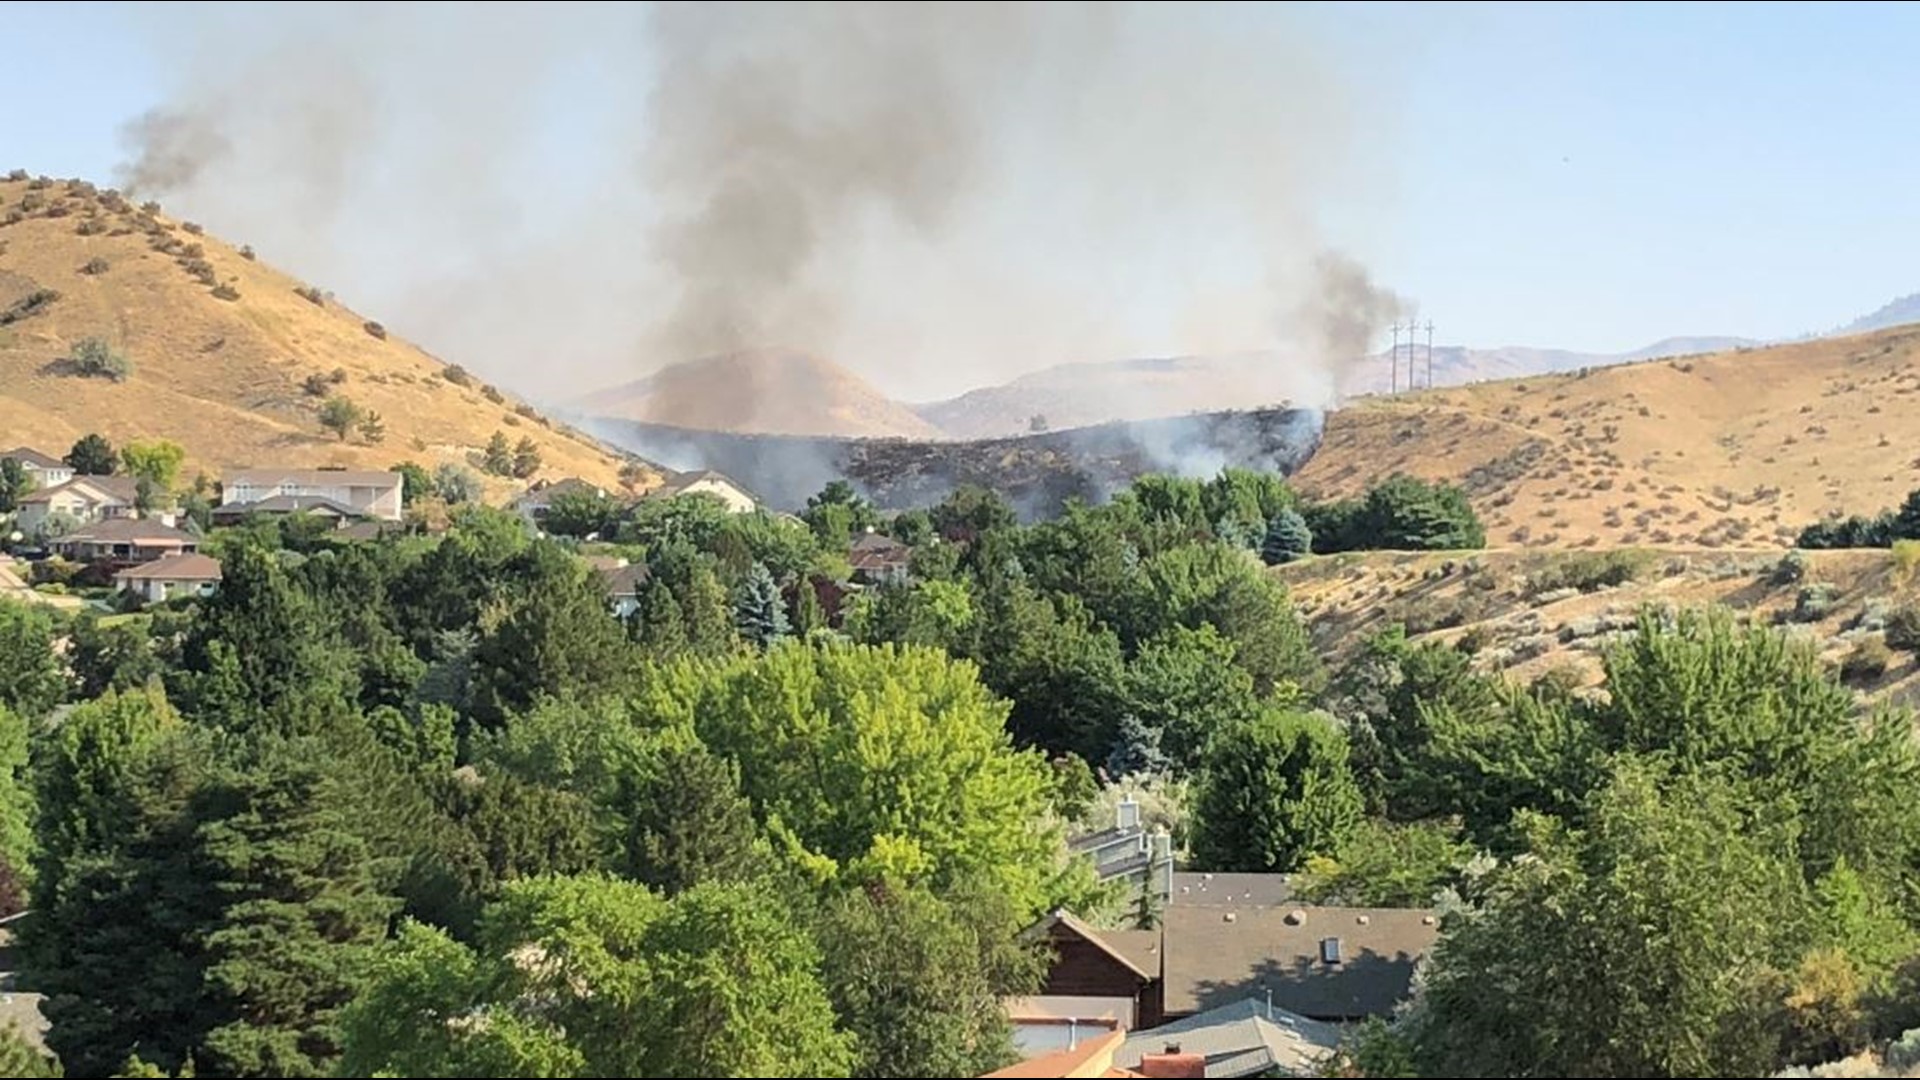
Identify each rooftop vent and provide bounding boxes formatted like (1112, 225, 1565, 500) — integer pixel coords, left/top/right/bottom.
(1356, 914, 1370, 925)
(1284, 908, 1306, 925)
(1321, 937, 1343, 964)
(1163, 1043, 1181, 1055)
(1224, 912, 1236, 923)
(1421, 914, 1437, 926)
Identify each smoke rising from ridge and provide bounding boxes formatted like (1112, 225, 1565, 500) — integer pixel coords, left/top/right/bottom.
(116, 2, 1405, 413)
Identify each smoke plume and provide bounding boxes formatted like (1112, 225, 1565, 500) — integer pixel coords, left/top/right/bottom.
(115, 2, 1405, 414)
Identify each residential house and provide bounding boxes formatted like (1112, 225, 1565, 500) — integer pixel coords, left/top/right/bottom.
(848, 528, 913, 585)
(1069, 799, 1175, 909)
(54, 517, 200, 567)
(1014, 910, 1164, 1049)
(646, 469, 758, 513)
(1, 447, 73, 489)
(14, 475, 139, 535)
(984, 1030, 1135, 1078)
(114, 552, 223, 604)
(221, 468, 403, 521)
(1113, 999, 1338, 1078)
(587, 556, 652, 619)
(209, 493, 368, 528)
(1157, 904, 1439, 1023)
(513, 478, 614, 528)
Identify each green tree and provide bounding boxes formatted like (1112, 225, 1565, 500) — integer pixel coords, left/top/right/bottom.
(632, 578, 688, 657)
(436, 770, 599, 886)
(481, 431, 513, 476)
(1190, 710, 1362, 873)
(1293, 818, 1468, 907)
(1140, 542, 1322, 695)
(608, 740, 762, 896)
(511, 436, 542, 480)
(690, 644, 1087, 915)
(930, 485, 1017, 543)
(72, 336, 131, 381)
(0, 1026, 59, 1077)
(0, 703, 33, 904)
(540, 488, 624, 539)
(64, 432, 117, 475)
(192, 735, 399, 1078)
(0, 458, 31, 513)
(180, 544, 357, 731)
(1894, 488, 1920, 542)
(356, 409, 386, 444)
(790, 576, 827, 636)
(391, 461, 432, 507)
(1410, 763, 1805, 1078)
(804, 481, 879, 545)
(0, 599, 64, 719)
(118, 439, 185, 496)
(1103, 712, 1168, 780)
(733, 562, 790, 650)
(817, 881, 1043, 1078)
(433, 462, 484, 504)
(317, 396, 363, 441)
(679, 559, 737, 657)
(1260, 507, 1314, 565)
(1124, 624, 1260, 773)
(470, 543, 637, 727)
(974, 583, 1129, 760)
(70, 614, 164, 699)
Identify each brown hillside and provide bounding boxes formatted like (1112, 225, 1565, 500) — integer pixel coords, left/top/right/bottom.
(576, 348, 944, 439)
(0, 174, 647, 494)
(1296, 325, 1920, 549)
(1275, 546, 1920, 712)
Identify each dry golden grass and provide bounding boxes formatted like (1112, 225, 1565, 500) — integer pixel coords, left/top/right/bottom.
(0, 176, 650, 495)
(1275, 545, 1920, 709)
(1297, 326, 1920, 549)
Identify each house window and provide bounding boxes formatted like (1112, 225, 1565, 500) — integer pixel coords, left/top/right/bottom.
(1320, 937, 1342, 964)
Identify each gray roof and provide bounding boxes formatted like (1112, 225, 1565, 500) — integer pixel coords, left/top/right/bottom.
(515, 477, 610, 511)
(650, 469, 758, 501)
(1115, 997, 1339, 1078)
(226, 468, 400, 489)
(61, 517, 199, 545)
(18, 475, 138, 506)
(217, 493, 363, 517)
(1, 447, 63, 470)
(114, 552, 222, 582)
(1169, 872, 1295, 908)
(1160, 904, 1439, 1020)
(597, 562, 653, 598)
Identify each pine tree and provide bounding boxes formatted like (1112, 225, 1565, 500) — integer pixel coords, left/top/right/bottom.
(510, 436, 541, 480)
(194, 735, 399, 1078)
(0, 459, 30, 514)
(682, 562, 738, 656)
(1894, 488, 1920, 541)
(610, 741, 761, 895)
(634, 578, 687, 656)
(481, 431, 513, 476)
(1104, 712, 1169, 780)
(790, 576, 826, 637)
(64, 432, 117, 475)
(1261, 508, 1314, 565)
(733, 562, 790, 650)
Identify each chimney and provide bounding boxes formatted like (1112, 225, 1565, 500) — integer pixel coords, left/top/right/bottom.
(1163, 1043, 1181, 1055)
(1139, 1049, 1206, 1078)
(158, 511, 177, 528)
(1116, 797, 1140, 832)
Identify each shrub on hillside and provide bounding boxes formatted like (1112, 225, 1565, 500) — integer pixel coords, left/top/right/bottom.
(440, 364, 473, 387)
(294, 285, 324, 306)
(363, 320, 387, 340)
(210, 283, 239, 301)
(481, 384, 504, 404)
(301, 373, 332, 397)
(0, 289, 57, 327)
(71, 337, 131, 382)
(1893, 539, 1920, 584)
(181, 220, 203, 235)
(1771, 549, 1810, 586)
(1885, 605, 1920, 653)
(3, 169, 25, 181)
(239, 244, 256, 260)
(1525, 549, 1652, 596)
(1304, 474, 1485, 554)
(1789, 583, 1840, 624)
(79, 256, 109, 275)
(73, 217, 106, 236)
(1840, 637, 1891, 684)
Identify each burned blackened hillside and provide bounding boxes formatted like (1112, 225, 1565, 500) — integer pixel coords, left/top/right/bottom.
(583, 407, 1325, 518)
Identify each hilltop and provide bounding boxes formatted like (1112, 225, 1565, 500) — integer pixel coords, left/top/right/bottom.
(1293, 324, 1920, 550)
(0, 174, 643, 492)
(574, 348, 942, 439)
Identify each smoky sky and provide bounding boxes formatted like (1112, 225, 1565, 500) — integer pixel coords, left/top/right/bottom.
(117, 1, 1404, 406)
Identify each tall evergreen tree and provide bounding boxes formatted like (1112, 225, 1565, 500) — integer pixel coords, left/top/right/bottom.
(64, 432, 117, 475)
(733, 562, 790, 650)
(0, 459, 30, 513)
(1895, 488, 1920, 542)
(790, 576, 827, 637)
(1260, 508, 1314, 565)
(193, 735, 399, 1078)
(681, 561, 737, 657)
(470, 543, 636, 727)
(633, 578, 688, 656)
(69, 613, 164, 699)
(609, 741, 761, 895)
(1103, 712, 1168, 780)
(180, 545, 356, 731)
(0, 599, 65, 719)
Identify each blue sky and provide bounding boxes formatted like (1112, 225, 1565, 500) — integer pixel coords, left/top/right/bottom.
(4, 2, 1918, 387)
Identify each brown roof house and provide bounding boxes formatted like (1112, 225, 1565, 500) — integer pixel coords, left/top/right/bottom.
(646, 469, 758, 513)
(222, 468, 403, 521)
(1158, 905, 1439, 1022)
(1010, 910, 1166, 1055)
(586, 556, 652, 619)
(54, 517, 201, 568)
(114, 552, 222, 604)
(1, 446, 73, 490)
(14, 475, 139, 536)
(209, 493, 368, 527)
(849, 528, 914, 585)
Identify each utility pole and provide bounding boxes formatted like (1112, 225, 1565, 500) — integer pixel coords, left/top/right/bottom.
(1425, 320, 1435, 389)
(1389, 322, 1401, 393)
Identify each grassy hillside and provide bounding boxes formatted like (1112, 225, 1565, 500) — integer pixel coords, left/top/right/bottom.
(1276, 544, 1920, 710)
(1296, 325, 1920, 549)
(0, 174, 648, 493)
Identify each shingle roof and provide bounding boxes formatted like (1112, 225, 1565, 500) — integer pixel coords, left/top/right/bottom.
(217, 494, 364, 517)
(849, 530, 912, 570)
(62, 517, 199, 545)
(650, 469, 758, 501)
(1025, 911, 1159, 982)
(114, 553, 223, 581)
(225, 468, 400, 488)
(515, 477, 609, 510)
(597, 562, 652, 598)
(17, 475, 138, 506)
(1114, 997, 1339, 1078)
(1168, 872, 1294, 909)
(1159, 905, 1438, 1020)
(1, 447, 63, 470)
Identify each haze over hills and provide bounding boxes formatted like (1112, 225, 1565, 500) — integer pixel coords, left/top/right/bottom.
(572, 349, 942, 439)
(0, 175, 640, 493)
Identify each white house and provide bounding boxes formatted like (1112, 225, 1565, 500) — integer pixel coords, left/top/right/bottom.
(114, 552, 222, 604)
(222, 468, 403, 521)
(14, 475, 139, 535)
(513, 477, 614, 528)
(1, 447, 73, 490)
(645, 469, 758, 514)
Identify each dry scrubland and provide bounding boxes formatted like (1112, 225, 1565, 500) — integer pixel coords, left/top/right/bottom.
(0, 174, 644, 493)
